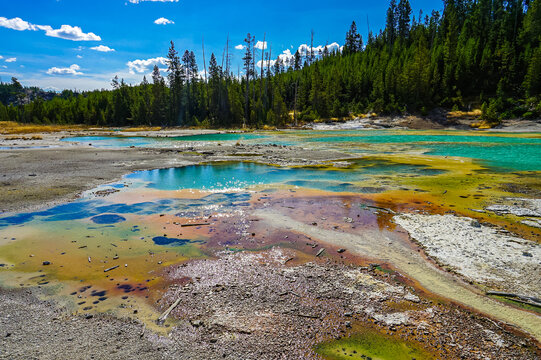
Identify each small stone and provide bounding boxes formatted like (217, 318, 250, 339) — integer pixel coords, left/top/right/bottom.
(470, 220, 481, 228)
(85, 314, 93, 319)
(404, 293, 421, 303)
(522, 252, 533, 257)
(42, 261, 51, 266)
(337, 248, 346, 253)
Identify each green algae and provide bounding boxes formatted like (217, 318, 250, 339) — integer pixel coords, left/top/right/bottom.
(316, 328, 436, 360)
(488, 295, 541, 315)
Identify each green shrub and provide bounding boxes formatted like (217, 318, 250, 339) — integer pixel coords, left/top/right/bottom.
(522, 111, 535, 119)
(481, 100, 499, 123)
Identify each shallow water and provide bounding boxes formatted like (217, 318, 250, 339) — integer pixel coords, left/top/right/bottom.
(63, 130, 541, 171)
(62, 133, 268, 148)
(281, 130, 541, 171)
(124, 161, 443, 192)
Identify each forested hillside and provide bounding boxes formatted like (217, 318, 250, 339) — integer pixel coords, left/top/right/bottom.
(1, 0, 540, 127)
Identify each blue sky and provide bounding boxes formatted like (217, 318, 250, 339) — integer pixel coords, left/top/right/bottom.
(0, 0, 443, 91)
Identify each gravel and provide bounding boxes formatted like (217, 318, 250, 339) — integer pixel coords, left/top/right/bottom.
(394, 213, 541, 297)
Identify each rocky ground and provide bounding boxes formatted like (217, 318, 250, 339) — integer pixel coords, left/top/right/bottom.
(0, 287, 177, 360)
(394, 213, 541, 298)
(309, 113, 541, 131)
(157, 248, 538, 359)
(1, 248, 538, 360)
(0, 128, 540, 359)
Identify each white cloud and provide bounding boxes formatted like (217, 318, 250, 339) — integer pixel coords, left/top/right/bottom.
(234, 44, 245, 50)
(5, 57, 17, 63)
(127, 56, 168, 74)
(255, 42, 342, 69)
(255, 41, 267, 50)
(0, 55, 3, 59)
(198, 70, 207, 79)
(296, 42, 341, 57)
(46, 64, 83, 76)
(0, 17, 36, 31)
(91, 45, 115, 52)
(154, 17, 174, 25)
(43, 86, 61, 92)
(326, 42, 341, 53)
(257, 49, 293, 68)
(256, 59, 275, 68)
(17, 68, 144, 91)
(77, 55, 83, 59)
(128, 0, 179, 3)
(0, 17, 101, 41)
(42, 25, 101, 41)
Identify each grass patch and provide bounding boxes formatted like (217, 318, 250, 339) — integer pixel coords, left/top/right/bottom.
(0, 121, 86, 134)
(122, 126, 162, 132)
(489, 295, 541, 315)
(316, 327, 436, 360)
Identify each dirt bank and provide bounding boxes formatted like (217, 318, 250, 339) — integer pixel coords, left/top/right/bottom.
(309, 114, 541, 131)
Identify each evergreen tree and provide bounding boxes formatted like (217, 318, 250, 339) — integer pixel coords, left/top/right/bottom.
(242, 33, 254, 127)
(294, 50, 302, 70)
(344, 21, 361, 54)
(397, 0, 412, 39)
(167, 41, 184, 126)
(4, 1, 541, 127)
(386, 0, 398, 44)
(151, 65, 167, 126)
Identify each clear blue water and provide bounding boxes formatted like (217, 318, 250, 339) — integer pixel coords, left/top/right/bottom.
(300, 133, 541, 144)
(0, 192, 252, 229)
(61, 130, 541, 171)
(0, 161, 441, 229)
(0, 146, 55, 150)
(124, 161, 442, 191)
(288, 131, 541, 171)
(423, 143, 541, 171)
(62, 133, 268, 147)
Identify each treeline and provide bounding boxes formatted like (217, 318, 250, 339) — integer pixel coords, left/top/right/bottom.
(1, 0, 540, 127)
